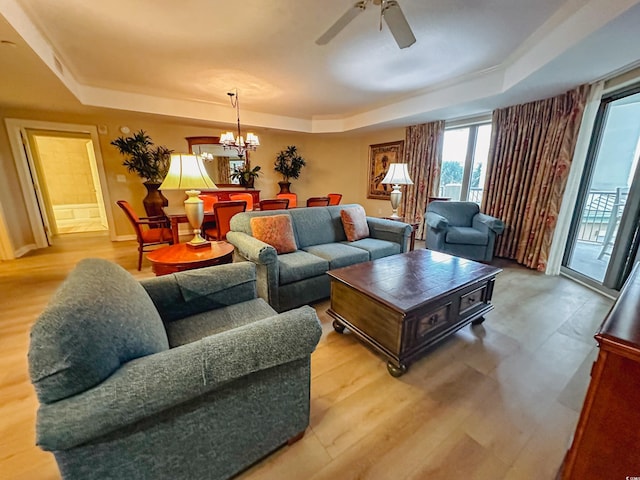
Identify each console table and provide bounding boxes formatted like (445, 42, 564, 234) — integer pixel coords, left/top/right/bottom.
(560, 263, 640, 479)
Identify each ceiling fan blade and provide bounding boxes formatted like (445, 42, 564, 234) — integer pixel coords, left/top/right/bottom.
(316, 1, 367, 46)
(382, 0, 416, 49)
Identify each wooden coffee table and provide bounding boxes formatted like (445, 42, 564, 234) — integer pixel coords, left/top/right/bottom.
(327, 249, 501, 376)
(147, 241, 234, 276)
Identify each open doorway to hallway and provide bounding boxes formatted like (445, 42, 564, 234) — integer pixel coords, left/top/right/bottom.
(26, 130, 108, 236)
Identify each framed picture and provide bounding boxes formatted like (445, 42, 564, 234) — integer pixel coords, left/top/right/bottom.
(367, 140, 405, 199)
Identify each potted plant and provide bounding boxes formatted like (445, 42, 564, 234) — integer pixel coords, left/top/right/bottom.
(230, 164, 262, 188)
(111, 130, 173, 217)
(274, 145, 306, 194)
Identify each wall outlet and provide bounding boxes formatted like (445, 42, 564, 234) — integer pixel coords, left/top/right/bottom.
(116, 175, 127, 183)
(377, 208, 382, 214)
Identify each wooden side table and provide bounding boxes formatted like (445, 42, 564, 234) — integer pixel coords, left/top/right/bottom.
(382, 217, 420, 251)
(147, 242, 234, 276)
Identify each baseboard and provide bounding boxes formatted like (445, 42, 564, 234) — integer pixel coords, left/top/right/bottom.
(14, 243, 38, 258)
(113, 234, 137, 242)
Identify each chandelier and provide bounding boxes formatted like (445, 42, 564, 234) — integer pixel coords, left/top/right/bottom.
(219, 89, 259, 158)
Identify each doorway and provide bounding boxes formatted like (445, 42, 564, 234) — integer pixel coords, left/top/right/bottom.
(562, 85, 640, 291)
(5, 119, 115, 254)
(26, 130, 108, 236)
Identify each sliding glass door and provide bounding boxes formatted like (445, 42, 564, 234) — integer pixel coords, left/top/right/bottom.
(563, 85, 640, 291)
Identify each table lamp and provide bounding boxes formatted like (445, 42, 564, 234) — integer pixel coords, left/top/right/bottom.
(381, 163, 413, 219)
(159, 153, 217, 249)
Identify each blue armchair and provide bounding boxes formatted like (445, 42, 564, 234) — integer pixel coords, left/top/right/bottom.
(28, 259, 322, 480)
(425, 201, 504, 262)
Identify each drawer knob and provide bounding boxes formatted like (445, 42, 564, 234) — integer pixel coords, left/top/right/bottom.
(428, 314, 439, 326)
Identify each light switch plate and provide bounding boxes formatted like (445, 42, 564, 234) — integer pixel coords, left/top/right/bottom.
(116, 175, 127, 183)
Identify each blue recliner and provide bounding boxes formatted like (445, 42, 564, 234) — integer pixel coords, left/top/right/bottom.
(425, 201, 504, 262)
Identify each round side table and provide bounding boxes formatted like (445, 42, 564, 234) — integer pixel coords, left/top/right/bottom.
(147, 242, 234, 276)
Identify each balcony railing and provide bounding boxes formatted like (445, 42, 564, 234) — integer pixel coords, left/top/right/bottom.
(577, 190, 619, 244)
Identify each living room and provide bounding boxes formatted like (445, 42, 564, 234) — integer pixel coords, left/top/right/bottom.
(2, 1, 640, 479)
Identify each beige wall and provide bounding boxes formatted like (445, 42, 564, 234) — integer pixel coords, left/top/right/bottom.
(0, 105, 406, 255)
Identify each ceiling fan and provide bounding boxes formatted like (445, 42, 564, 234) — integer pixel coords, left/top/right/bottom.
(316, 0, 416, 49)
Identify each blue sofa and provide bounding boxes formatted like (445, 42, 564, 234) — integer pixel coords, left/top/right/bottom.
(28, 259, 322, 480)
(226, 204, 412, 312)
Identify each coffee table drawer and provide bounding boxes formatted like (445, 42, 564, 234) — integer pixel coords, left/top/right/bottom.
(414, 303, 452, 341)
(460, 285, 487, 316)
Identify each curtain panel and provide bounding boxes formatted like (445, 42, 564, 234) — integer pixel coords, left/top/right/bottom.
(401, 121, 445, 240)
(482, 84, 590, 271)
(216, 157, 231, 184)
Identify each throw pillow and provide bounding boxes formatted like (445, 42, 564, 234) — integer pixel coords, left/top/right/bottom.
(250, 214, 297, 254)
(341, 205, 369, 242)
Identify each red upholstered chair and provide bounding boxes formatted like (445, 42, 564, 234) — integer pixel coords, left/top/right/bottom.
(204, 201, 247, 241)
(230, 193, 254, 211)
(327, 193, 342, 205)
(116, 200, 173, 270)
(199, 193, 219, 232)
(259, 199, 289, 210)
(306, 196, 330, 207)
(276, 193, 297, 208)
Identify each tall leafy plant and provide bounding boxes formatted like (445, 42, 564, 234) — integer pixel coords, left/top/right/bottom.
(274, 145, 306, 182)
(111, 130, 173, 183)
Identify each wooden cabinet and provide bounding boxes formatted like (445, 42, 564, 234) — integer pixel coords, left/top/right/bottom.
(561, 264, 640, 479)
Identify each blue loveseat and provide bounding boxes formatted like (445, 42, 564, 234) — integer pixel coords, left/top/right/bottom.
(226, 204, 412, 312)
(28, 259, 321, 480)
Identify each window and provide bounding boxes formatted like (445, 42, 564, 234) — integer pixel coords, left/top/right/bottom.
(439, 124, 491, 204)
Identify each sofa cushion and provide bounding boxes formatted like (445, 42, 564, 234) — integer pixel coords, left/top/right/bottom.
(289, 207, 340, 248)
(345, 237, 401, 260)
(165, 298, 276, 347)
(250, 214, 297, 254)
(303, 243, 369, 269)
(445, 226, 488, 245)
(28, 258, 170, 404)
(279, 250, 330, 285)
(340, 205, 370, 242)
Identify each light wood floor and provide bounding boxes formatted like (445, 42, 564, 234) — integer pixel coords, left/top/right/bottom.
(0, 233, 613, 480)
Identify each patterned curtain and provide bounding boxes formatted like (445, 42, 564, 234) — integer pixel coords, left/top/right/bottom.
(482, 84, 590, 271)
(216, 157, 231, 183)
(401, 121, 445, 239)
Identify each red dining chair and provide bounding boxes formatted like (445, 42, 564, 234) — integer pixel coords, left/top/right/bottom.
(199, 193, 219, 232)
(259, 199, 289, 210)
(204, 201, 247, 241)
(229, 193, 254, 211)
(276, 193, 297, 208)
(327, 193, 342, 205)
(306, 196, 330, 207)
(116, 200, 173, 270)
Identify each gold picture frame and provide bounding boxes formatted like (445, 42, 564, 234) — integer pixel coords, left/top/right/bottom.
(367, 140, 405, 199)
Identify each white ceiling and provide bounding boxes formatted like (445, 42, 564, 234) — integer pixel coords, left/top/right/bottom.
(1, 0, 640, 133)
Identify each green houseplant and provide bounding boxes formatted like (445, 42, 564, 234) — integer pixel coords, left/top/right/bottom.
(111, 130, 173, 217)
(111, 129, 172, 183)
(230, 164, 262, 188)
(274, 145, 306, 194)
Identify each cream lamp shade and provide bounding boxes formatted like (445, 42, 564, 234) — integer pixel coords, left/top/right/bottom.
(381, 163, 413, 219)
(159, 153, 217, 248)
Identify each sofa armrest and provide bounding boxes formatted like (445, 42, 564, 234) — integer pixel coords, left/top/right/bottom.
(473, 213, 505, 234)
(140, 262, 258, 323)
(36, 305, 322, 451)
(366, 217, 412, 252)
(425, 211, 449, 231)
(226, 231, 278, 265)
